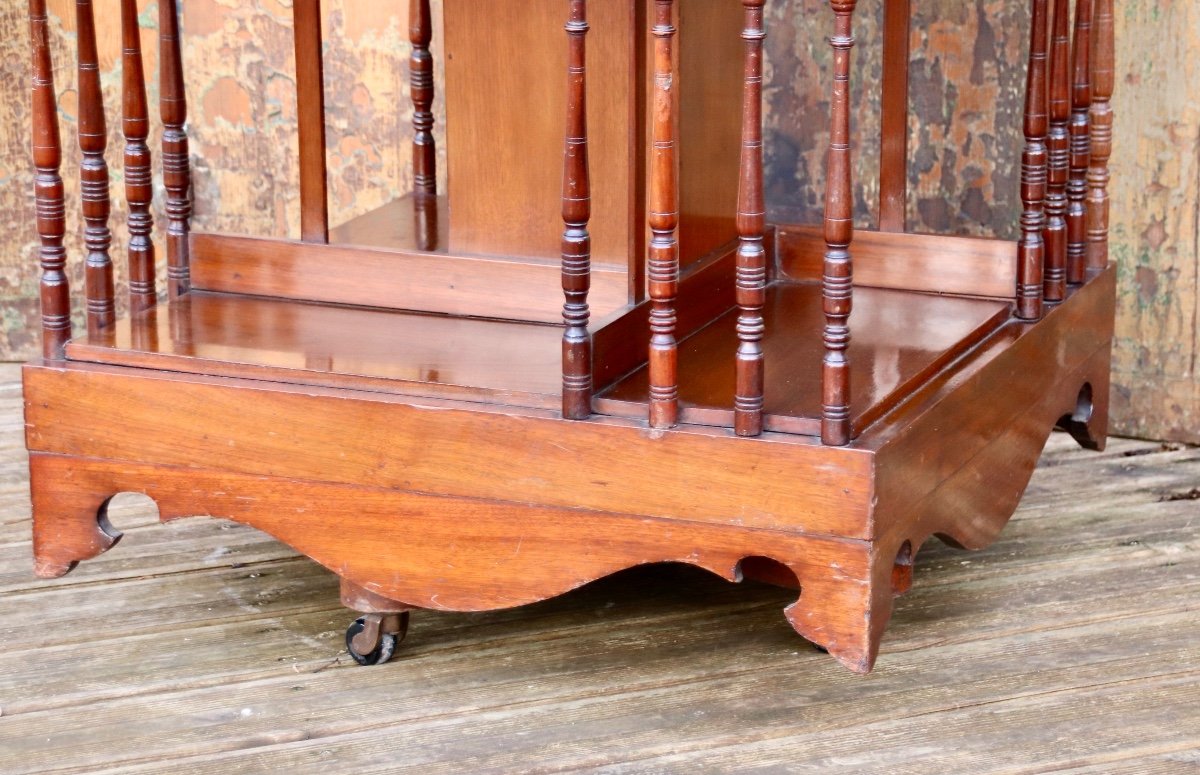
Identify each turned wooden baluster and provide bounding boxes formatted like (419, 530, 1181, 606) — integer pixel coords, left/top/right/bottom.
(411, 0, 437, 196)
(561, 0, 592, 420)
(122, 0, 156, 313)
(821, 0, 858, 447)
(734, 0, 767, 437)
(1066, 0, 1092, 285)
(77, 0, 115, 335)
(29, 0, 70, 359)
(1017, 0, 1050, 321)
(1086, 0, 1113, 276)
(294, 0, 329, 242)
(648, 0, 679, 429)
(160, 0, 192, 298)
(1043, 0, 1070, 303)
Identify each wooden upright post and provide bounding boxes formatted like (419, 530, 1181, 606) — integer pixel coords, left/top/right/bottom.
(734, 0, 767, 437)
(648, 0, 679, 430)
(561, 0, 592, 420)
(410, 0, 437, 197)
(29, 0, 70, 359)
(821, 0, 858, 447)
(1017, 0, 1050, 321)
(1086, 0, 1114, 276)
(122, 0, 156, 312)
(1066, 0, 1093, 285)
(878, 0, 910, 233)
(160, 0, 192, 298)
(77, 0, 115, 336)
(1043, 0, 1070, 303)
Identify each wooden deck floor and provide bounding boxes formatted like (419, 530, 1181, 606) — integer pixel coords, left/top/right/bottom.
(1, 363, 1197, 774)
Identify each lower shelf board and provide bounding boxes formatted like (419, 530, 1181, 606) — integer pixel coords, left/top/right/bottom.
(596, 281, 1012, 436)
(65, 281, 1010, 436)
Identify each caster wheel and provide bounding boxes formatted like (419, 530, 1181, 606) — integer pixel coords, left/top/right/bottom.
(345, 612, 408, 666)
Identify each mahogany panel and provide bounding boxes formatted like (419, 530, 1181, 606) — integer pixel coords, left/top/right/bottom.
(328, 195, 447, 251)
(775, 225, 1018, 299)
(293, 0, 329, 243)
(443, 0, 635, 265)
(28, 453, 890, 672)
(66, 292, 566, 408)
(878, 0, 911, 233)
(597, 283, 1010, 437)
(24, 363, 876, 539)
(189, 229, 628, 324)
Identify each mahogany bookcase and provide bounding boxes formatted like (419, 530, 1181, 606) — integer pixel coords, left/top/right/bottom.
(23, 0, 1115, 673)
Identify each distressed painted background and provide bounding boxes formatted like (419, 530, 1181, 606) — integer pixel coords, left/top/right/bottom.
(1, 1, 1197, 441)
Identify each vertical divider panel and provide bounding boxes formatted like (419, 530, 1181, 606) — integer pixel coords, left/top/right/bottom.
(878, 0, 910, 233)
(294, 0, 329, 243)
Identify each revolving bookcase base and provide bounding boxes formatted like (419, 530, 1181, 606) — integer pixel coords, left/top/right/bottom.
(23, 267, 1114, 675)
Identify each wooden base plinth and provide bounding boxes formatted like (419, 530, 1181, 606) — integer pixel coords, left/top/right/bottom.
(23, 267, 1115, 674)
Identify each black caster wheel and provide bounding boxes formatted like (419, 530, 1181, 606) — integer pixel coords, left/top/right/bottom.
(345, 612, 408, 666)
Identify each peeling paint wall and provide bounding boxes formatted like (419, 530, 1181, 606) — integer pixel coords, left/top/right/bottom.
(1, 1, 1197, 441)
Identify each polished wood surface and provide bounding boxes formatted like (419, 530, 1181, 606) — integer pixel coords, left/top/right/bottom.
(76, 0, 115, 337)
(776, 225, 1018, 299)
(820, 0, 859, 446)
(190, 225, 630, 325)
(1086, 0, 1114, 275)
(734, 0, 767, 437)
(67, 292, 567, 408)
(560, 0, 593, 420)
(159, 0, 191, 298)
(29, 0, 70, 359)
(1017, 0, 1049, 321)
(121, 0, 156, 313)
(1043, 0, 1071, 302)
(878, 0, 911, 233)
(21, 1, 1119, 677)
(293, 0, 329, 243)
(598, 282, 1010, 437)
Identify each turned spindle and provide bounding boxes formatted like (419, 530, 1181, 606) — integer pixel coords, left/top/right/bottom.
(294, 0, 329, 243)
(734, 0, 767, 437)
(160, 0, 192, 298)
(29, 0, 70, 359)
(411, 0, 437, 197)
(821, 0, 858, 447)
(77, 0, 115, 335)
(122, 0, 156, 313)
(561, 0, 592, 420)
(647, 0, 679, 430)
(1043, 0, 1070, 303)
(1086, 0, 1113, 276)
(1066, 0, 1092, 286)
(1017, 0, 1050, 321)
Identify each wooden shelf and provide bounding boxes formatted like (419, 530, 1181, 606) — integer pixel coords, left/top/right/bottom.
(67, 292, 567, 409)
(595, 282, 1012, 436)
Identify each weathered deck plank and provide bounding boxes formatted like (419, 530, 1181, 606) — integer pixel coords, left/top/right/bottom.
(0, 369, 1196, 774)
